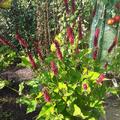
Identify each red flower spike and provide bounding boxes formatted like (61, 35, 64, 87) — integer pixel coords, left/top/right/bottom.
(67, 26, 74, 45)
(53, 40, 60, 49)
(53, 40, 63, 60)
(50, 61, 58, 76)
(43, 89, 51, 102)
(27, 52, 37, 69)
(108, 36, 118, 53)
(72, 0, 75, 13)
(96, 74, 105, 84)
(93, 48, 98, 60)
(93, 28, 100, 47)
(64, 0, 69, 14)
(15, 33, 29, 48)
(78, 17, 83, 40)
(83, 83, 88, 90)
(0, 36, 16, 49)
(56, 49, 63, 60)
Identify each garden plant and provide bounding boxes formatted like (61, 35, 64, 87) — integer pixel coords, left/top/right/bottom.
(0, 0, 120, 120)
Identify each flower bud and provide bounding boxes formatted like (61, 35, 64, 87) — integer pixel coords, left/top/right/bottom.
(83, 83, 88, 90)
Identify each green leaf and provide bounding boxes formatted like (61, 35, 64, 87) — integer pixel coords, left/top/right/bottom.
(37, 103, 55, 119)
(19, 82, 24, 95)
(0, 80, 9, 89)
(73, 104, 88, 119)
(21, 56, 31, 66)
(58, 82, 67, 90)
(88, 117, 96, 120)
(26, 100, 37, 114)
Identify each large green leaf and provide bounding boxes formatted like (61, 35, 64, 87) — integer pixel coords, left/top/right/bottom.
(73, 104, 88, 119)
(37, 103, 55, 119)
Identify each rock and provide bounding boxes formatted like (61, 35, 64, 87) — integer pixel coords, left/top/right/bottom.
(0, 67, 34, 83)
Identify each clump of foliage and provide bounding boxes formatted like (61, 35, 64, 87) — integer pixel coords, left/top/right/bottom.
(0, 0, 120, 120)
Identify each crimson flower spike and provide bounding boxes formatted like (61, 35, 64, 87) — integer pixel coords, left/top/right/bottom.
(67, 26, 74, 45)
(56, 49, 63, 60)
(0, 36, 16, 49)
(27, 51, 37, 69)
(78, 16, 83, 40)
(64, 0, 69, 14)
(93, 48, 98, 60)
(72, 0, 75, 13)
(53, 40, 60, 49)
(108, 36, 118, 53)
(93, 28, 100, 47)
(50, 61, 58, 76)
(53, 40, 63, 60)
(42, 89, 51, 102)
(15, 33, 29, 48)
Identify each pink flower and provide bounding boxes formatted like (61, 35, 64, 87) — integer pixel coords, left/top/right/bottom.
(27, 51, 37, 69)
(50, 61, 58, 76)
(15, 33, 29, 48)
(96, 74, 105, 84)
(108, 36, 118, 53)
(43, 89, 51, 102)
(83, 83, 88, 90)
(64, 0, 69, 14)
(67, 26, 74, 45)
(93, 28, 100, 47)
